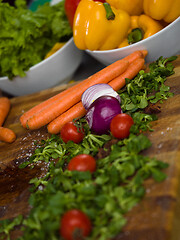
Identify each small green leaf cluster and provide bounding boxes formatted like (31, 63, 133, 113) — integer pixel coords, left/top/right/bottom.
(0, 0, 72, 79)
(19, 128, 111, 169)
(0, 215, 23, 240)
(119, 56, 177, 112)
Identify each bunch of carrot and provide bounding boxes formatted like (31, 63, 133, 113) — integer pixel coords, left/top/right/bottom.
(20, 50, 148, 134)
(0, 97, 16, 143)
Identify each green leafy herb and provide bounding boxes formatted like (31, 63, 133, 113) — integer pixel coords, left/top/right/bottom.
(119, 56, 177, 112)
(0, 215, 23, 240)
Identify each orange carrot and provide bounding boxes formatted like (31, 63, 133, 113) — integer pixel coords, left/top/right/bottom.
(20, 90, 70, 128)
(47, 58, 146, 134)
(108, 58, 145, 91)
(47, 102, 86, 134)
(0, 127, 16, 143)
(26, 59, 129, 130)
(20, 81, 88, 128)
(123, 50, 148, 64)
(0, 97, 11, 126)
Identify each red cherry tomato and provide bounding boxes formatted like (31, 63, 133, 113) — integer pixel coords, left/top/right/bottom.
(67, 154, 96, 173)
(60, 209, 92, 240)
(60, 122, 84, 144)
(110, 113, 134, 139)
(65, 0, 105, 28)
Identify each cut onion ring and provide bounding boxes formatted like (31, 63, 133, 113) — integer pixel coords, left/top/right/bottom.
(81, 83, 121, 110)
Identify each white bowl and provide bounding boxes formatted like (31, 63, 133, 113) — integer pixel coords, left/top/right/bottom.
(0, 38, 83, 96)
(86, 17, 180, 65)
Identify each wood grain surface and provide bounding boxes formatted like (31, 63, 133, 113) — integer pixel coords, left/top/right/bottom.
(0, 56, 180, 240)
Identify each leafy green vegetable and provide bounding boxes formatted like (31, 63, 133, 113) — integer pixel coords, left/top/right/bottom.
(0, 0, 72, 79)
(0, 215, 23, 240)
(119, 56, 177, 112)
(0, 56, 176, 239)
(19, 126, 111, 169)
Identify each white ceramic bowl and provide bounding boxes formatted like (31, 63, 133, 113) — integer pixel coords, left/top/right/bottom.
(86, 17, 180, 65)
(0, 37, 83, 96)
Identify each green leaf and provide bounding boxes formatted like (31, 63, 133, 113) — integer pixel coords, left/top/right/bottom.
(126, 134, 152, 153)
(151, 168, 167, 182)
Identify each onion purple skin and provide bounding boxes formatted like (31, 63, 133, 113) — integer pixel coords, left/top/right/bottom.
(86, 95, 122, 135)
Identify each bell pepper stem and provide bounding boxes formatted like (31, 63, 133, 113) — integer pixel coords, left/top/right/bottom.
(128, 28, 144, 45)
(103, 2, 115, 20)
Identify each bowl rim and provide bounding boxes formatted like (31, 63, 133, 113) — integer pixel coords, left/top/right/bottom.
(30, 36, 74, 70)
(86, 16, 180, 54)
(0, 37, 73, 81)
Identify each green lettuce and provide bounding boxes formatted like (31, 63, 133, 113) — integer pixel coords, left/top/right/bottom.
(0, 0, 72, 79)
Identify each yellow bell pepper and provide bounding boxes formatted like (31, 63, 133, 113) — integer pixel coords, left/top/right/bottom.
(119, 14, 163, 48)
(105, 0, 144, 15)
(73, 0, 131, 51)
(143, 0, 180, 23)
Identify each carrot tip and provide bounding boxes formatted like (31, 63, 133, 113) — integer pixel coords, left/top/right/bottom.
(141, 50, 148, 58)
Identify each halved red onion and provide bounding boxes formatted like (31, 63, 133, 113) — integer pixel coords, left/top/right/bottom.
(86, 95, 122, 135)
(82, 83, 121, 110)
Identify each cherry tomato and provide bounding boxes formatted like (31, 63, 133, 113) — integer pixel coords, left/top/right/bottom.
(60, 122, 84, 144)
(110, 113, 134, 139)
(67, 154, 96, 173)
(60, 209, 92, 240)
(65, 0, 105, 28)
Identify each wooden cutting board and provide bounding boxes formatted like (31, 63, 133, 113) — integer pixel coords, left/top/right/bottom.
(0, 56, 180, 240)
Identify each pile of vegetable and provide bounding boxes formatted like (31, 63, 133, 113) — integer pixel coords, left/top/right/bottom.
(67, 0, 180, 50)
(0, 54, 177, 239)
(19, 50, 147, 133)
(0, 0, 72, 79)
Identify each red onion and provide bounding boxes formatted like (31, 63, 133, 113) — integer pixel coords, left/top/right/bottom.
(86, 95, 122, 135)
(82, 84, 121, 110)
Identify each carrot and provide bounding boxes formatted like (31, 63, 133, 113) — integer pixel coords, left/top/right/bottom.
(123, 50, 148, 64)
(20, 90, 70, 128)
(0, 127, 16, 143)
(0, 97, 11, 126)
(108, 58, 145, 91)
(26, 59, 129, 130)
(20, 82, 87, 128)
(47, 102, 86, 134)
(47, 58, 146, 134)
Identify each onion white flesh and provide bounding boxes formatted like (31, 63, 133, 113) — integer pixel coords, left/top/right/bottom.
(82, 84, 121, 110)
